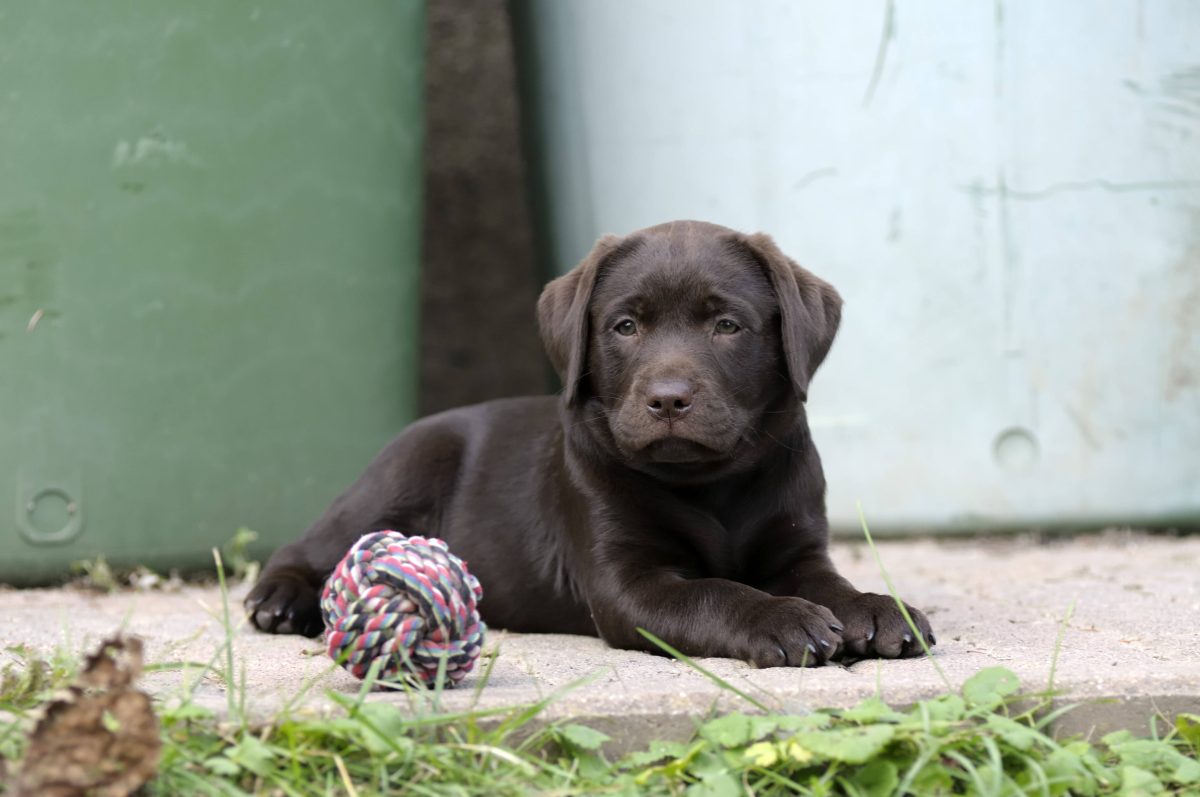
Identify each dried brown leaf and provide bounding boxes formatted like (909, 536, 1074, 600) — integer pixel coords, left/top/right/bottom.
(14, 635, 160, 797)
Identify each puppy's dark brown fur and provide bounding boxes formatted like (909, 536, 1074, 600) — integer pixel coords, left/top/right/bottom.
(245, 220, 933, 666)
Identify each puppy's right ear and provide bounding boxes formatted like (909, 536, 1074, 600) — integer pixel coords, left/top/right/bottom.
(537, 234, 623, 406)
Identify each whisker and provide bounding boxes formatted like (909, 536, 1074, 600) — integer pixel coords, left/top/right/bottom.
(762, 428, 805, 454)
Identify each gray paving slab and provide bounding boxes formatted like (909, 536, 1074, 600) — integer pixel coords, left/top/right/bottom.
(3, 532, 1197, 749)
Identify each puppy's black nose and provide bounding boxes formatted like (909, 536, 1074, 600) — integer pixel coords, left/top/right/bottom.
(646, 380, 694, 420)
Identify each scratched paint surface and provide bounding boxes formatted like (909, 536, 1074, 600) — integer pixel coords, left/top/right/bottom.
(516, 1, 1200, 531)
(0, 4, 425, 582)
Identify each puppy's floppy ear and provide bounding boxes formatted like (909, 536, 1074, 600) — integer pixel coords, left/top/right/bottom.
(735, 232, 842, 402)
(537, 234, 623, 406)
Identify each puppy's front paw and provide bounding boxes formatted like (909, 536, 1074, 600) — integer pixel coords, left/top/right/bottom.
(834, 593, 934, 660)
(742, 597, 846, 668)
(244, 571, 323, 637)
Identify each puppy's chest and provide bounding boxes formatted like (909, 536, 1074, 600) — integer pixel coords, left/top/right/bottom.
(678, 504, 799, 583)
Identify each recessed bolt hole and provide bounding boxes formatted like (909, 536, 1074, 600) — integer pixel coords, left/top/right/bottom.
(994, 427, 1039, 472)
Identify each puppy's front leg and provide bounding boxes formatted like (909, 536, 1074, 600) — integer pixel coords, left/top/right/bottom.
(243, 491, 384, 637)
(588, 551, 845, 667)
(769, 545, 935, 660)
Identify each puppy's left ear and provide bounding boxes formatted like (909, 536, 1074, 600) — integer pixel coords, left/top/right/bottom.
(537, 234, 624, 406)
(735, 232, 842, 402)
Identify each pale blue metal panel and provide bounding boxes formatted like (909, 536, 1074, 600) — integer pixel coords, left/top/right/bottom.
(515, 0, 1200, 532)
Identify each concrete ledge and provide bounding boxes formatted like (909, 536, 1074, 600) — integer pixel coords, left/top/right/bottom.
(3, 532, 1197, 750)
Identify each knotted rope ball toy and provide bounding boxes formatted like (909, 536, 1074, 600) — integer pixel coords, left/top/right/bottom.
(320, 531, 485, 687)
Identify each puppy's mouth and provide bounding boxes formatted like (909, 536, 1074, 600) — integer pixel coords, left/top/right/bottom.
(640, 436, 726, 464)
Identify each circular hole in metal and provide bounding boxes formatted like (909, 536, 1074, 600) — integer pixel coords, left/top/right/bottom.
(993, 427, 1039, 472)
(28, 488, 72, 536)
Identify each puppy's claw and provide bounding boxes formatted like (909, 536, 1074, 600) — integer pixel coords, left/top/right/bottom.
(254, 608, 277, 632)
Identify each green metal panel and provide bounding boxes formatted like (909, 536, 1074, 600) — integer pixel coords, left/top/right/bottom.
(0, 2, 425, 583)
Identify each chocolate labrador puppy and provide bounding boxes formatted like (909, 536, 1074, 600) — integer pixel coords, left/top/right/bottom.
(245, 220, 934, 667)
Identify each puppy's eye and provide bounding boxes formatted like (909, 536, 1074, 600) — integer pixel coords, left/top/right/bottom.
(614, 319, 637, 337)
(714, 319, 740, 335)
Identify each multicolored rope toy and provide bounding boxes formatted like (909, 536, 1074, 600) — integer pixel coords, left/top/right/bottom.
(320, 531, 485, 687)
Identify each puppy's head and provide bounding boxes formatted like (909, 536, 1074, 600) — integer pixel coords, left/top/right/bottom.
(538, 220, 841, 478)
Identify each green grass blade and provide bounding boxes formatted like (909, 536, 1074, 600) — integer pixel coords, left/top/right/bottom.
(856, 501, 953, 691)
(636, 628, 771, 713)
